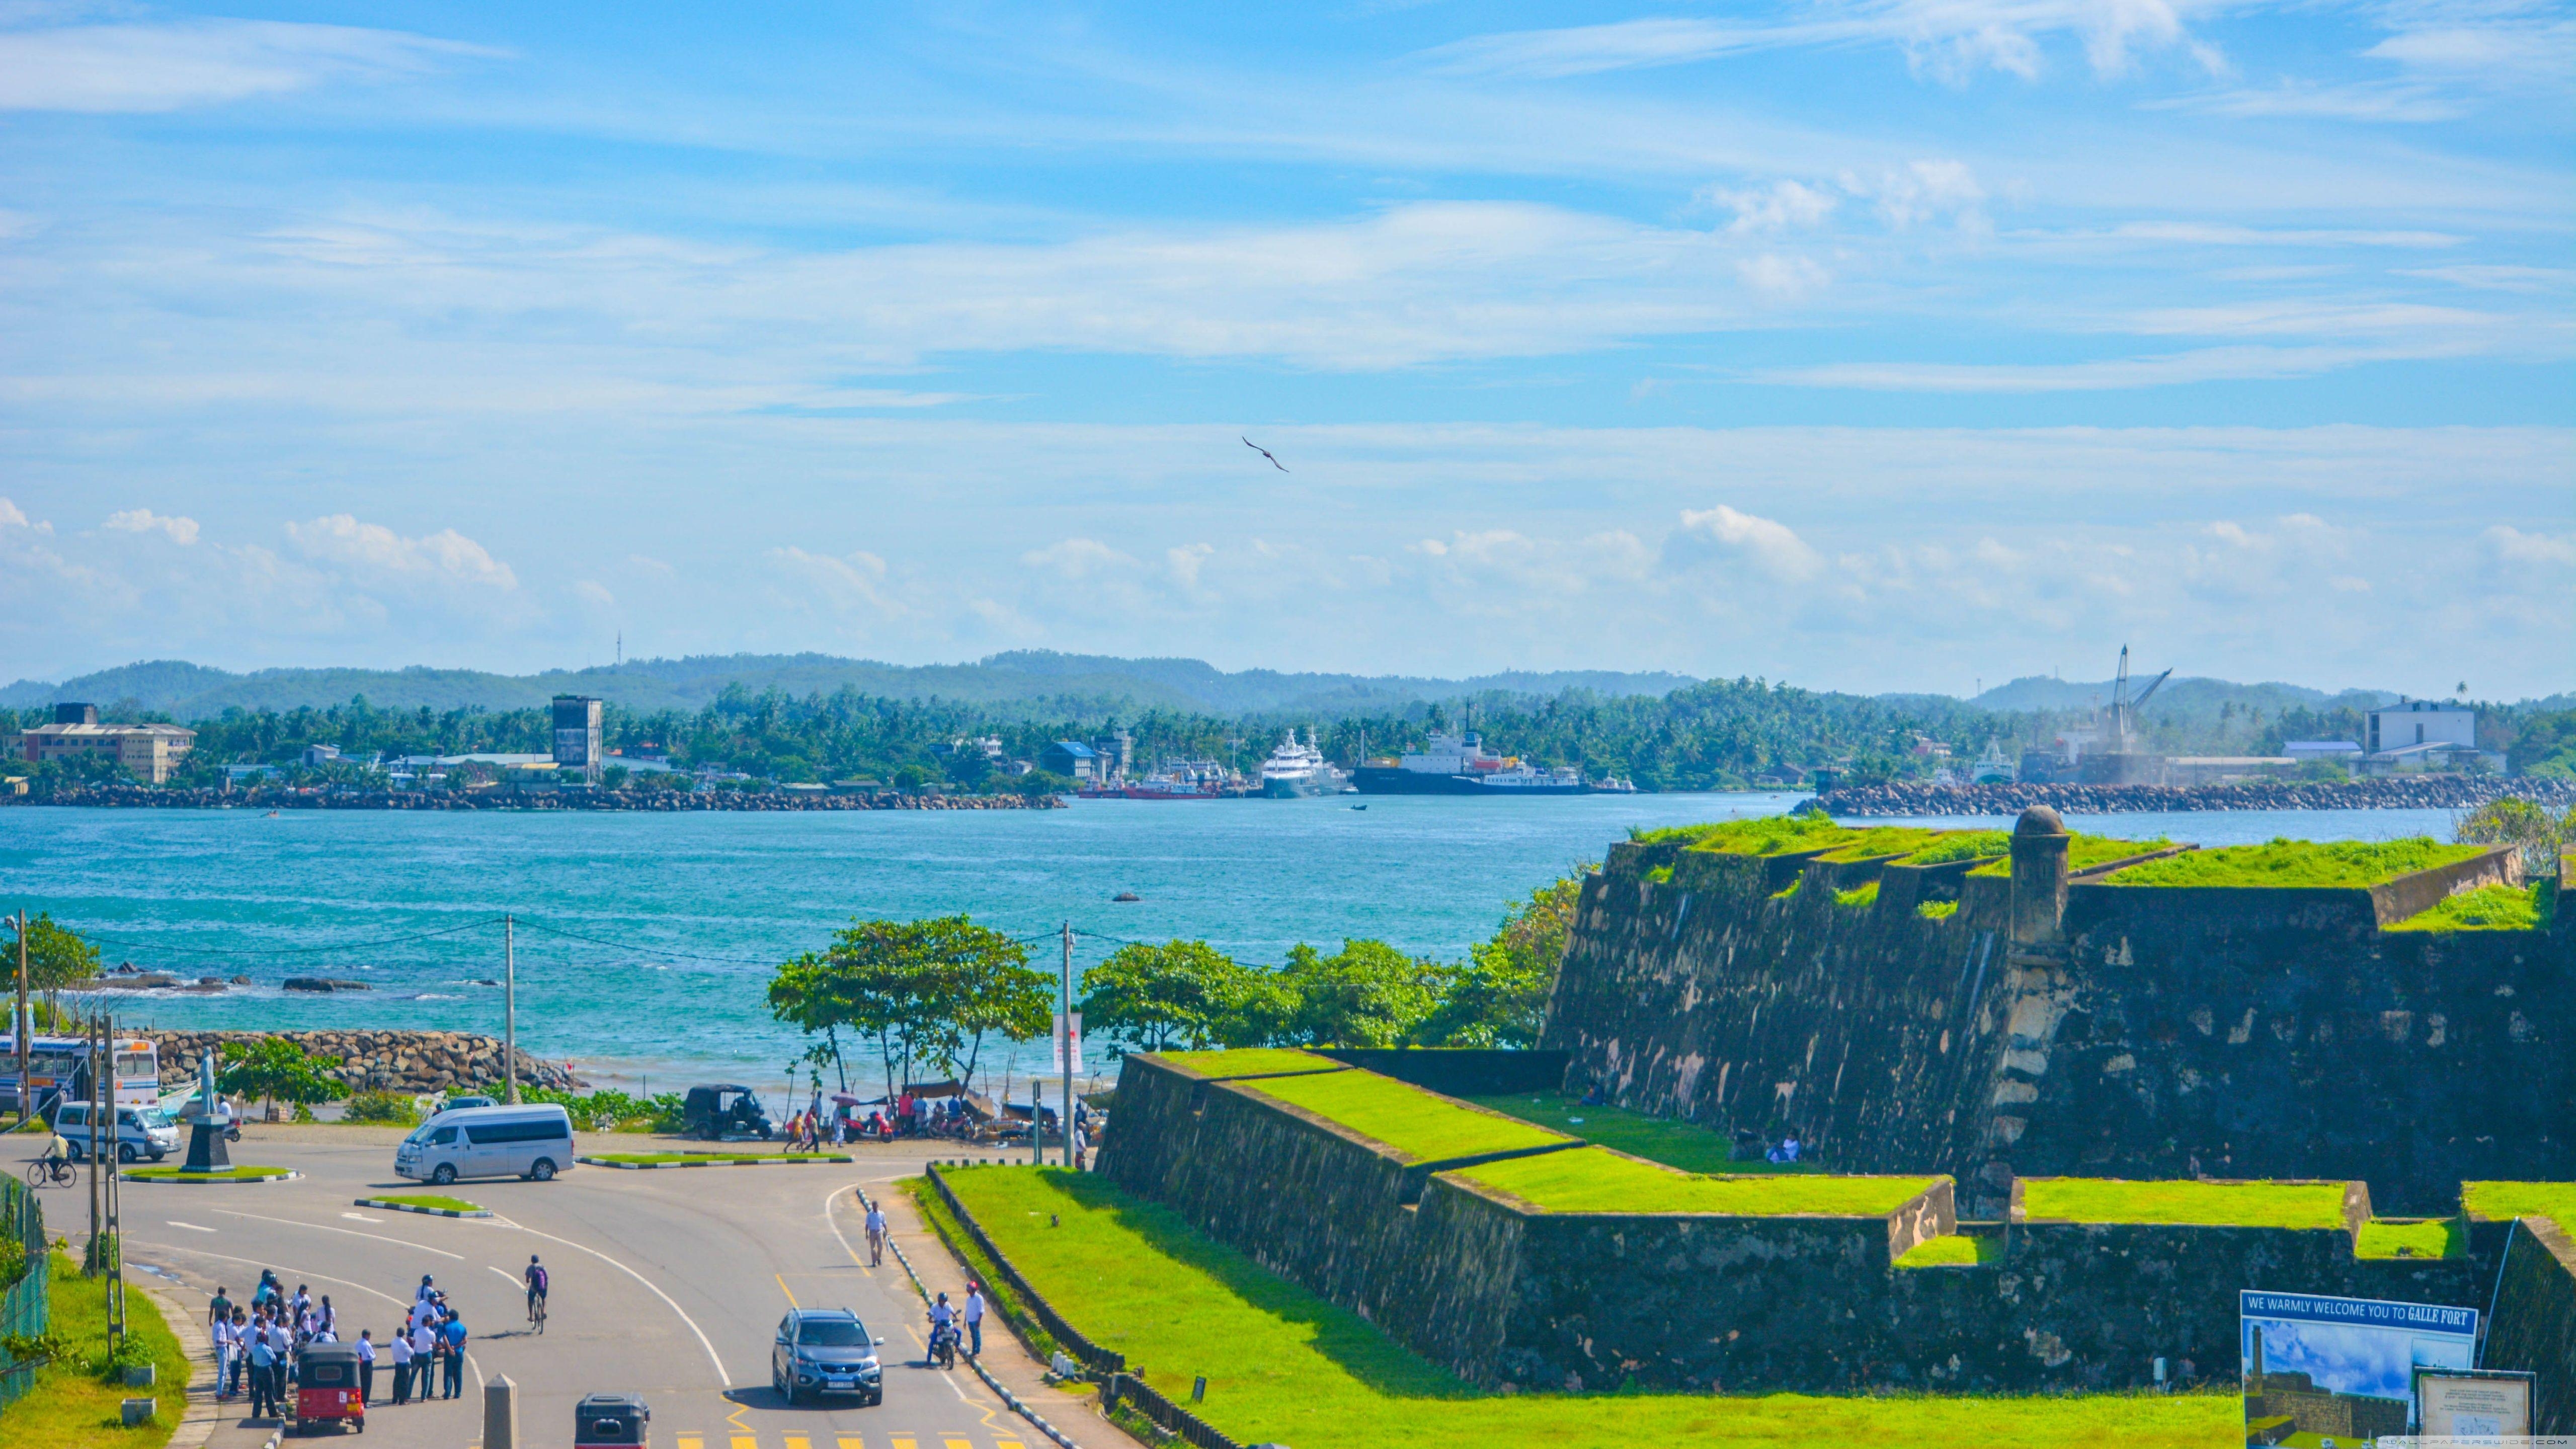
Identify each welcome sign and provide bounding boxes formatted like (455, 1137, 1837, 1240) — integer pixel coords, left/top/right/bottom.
(2241, 1292, 2478, 1446)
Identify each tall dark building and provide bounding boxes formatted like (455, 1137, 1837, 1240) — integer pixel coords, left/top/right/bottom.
(551, 695, 603, 784)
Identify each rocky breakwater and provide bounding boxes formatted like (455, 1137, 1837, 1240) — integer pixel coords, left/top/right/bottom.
(150, 1029, 585, 1095)
(1820, 776, 2576, 817)
(22, 783, 1063, 811)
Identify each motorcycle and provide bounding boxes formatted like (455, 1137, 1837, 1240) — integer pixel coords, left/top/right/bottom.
(927, 1318, 959, 1370)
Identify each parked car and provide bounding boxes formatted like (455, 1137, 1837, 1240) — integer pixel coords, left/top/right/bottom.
(55, 1101, 181, 1163)
(771, 1308, 883, 1406)
(395, 1103, 577, 1184)
(681, 1084, 774, 1141)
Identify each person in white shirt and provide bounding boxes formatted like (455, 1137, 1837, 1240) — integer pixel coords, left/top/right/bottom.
(388, 1330, 414, 1405)
(267, 1317, 292, 1393)
(963, 1284, 986, 1356)
(353, 1330, 375, 1403)
(210, 1313, 236, 1401)
(409, 1319, 437, 1394)
(864, 1201, 888, 1266)
(247, 1317, 279, 1418)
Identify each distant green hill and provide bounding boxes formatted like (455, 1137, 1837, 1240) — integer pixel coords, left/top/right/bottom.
(0, 652, 1699, 720)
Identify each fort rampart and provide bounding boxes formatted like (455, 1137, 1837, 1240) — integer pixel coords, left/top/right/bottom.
(1542, 825, 2572, 1217)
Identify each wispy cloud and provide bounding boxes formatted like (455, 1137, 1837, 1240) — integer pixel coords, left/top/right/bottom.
(0, 18, 502, 113)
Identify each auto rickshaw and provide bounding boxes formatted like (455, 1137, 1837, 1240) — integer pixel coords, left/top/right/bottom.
(291, 1341, 365, 1435)
(680, 1084, 774, 1141)
(574, 1391, 651, 1449)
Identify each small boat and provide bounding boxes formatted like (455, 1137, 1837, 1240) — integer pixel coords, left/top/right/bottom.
(1112, 891, 1141, 903)
(1349, 803, 1367, 811)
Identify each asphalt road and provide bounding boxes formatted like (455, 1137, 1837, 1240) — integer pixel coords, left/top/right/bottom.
(20, 1124, 1084, 1449)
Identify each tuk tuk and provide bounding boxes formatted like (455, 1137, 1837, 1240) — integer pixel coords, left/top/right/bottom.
(680, 1084, 774, 1142)
(574, 1391, 651, 1449)
(291, 1341, 365, 1435)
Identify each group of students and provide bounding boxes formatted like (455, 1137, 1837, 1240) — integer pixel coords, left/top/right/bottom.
(207, 1271, 336, 1418)
(204, 1264, 494, 1420)
(780, 1102, 851, 1152)
(383, 1274, 475, 1405)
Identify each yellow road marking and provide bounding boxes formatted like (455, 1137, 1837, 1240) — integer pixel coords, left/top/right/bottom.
(838, 1438, 866, 1449)
(785, 1437, 813, 1449)
(892, 1437, 918, 1449)
(732, 1437, 757, 1449)
(775, 1272, 799, 1306)
(997, 1440, 1026, 1449)
(943, 1439, 973, 1449)
(676, 1438, 703, 1449)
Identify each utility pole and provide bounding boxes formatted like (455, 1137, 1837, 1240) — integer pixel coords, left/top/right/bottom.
(504, 914, 518, 1105)
(1060, 922, 1074, 1170)
(13, 910, 27, 1132)
(87, 1013, 102, 1264)
(104, 1010, 124, 1341)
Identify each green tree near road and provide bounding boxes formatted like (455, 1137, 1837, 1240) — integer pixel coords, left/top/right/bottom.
(1277, 940, 1450, 1048)
(2454, 797, 2573, 877)
(769, 916, 1048, 1098)
(216, 1037, 346, 1120)
(1080, 940, 1273, 1055)
(1418, 866, 1592, 1049)
(6, 914, 102, 1023)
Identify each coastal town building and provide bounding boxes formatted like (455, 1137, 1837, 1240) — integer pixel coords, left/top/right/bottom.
(1039, 740, 1101, 783)
(552, 694, 604, 784)
(5, 703, 196, 783)
(2368, 699, 2475, 755)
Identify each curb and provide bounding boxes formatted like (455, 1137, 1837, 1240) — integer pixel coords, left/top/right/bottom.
(119, 1170, 300, 1185)
(132, 1276, 219, 1449)
(576, 1155, 852, 1170)
(354, 1197, 492, 1219)
(857, 1183, 1085, 1449)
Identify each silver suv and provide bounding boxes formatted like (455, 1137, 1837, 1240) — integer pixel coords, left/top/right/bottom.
(771, 1308, 883, 1406)
(55, 1102, 181, 1163)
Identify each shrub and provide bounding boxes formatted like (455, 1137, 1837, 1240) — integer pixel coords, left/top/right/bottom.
(342, 1091, 420, 1125)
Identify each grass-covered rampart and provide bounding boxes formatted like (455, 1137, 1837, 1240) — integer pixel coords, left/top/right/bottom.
(1161, 1046, 1344, 1078)
(2462, 1181, 2576, 1237)
(2385, 881, 2547, 932)
(1236, 1069, 1568, 1163)
(1467, 1092, 1819, 1176)
(1454, 1146, 1936, 1216)
(1966, 832, 2174, 877)
(2103, 836, 2483, 889)
(936, 1166, 2236, 1449)
(2018, 1178, 2346, 1230)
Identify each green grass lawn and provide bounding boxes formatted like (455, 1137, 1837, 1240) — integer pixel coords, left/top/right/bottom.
(1968, 833, 2174, 878)
(1159, 1047, 1340, 1078)
(1811, 827, 1954, 862)
(1833, 880, 1880, 909)
(2103, 836, 2482, 889)
(1638, 814, 1854, 855)
(1235, 1071, 1566, 1163)
(1456, 1147, 1937, 1216)
(2385, 881, 2546, 932)
(119, 1165, 290, 1181)
(1895, 1234, 2000, 1268)
(2353, 1219, 2462, 1259)
(2019, 1179, 2346, 1229)
(1901, 830, 2012, 865)
(583, 1150, 849, 1164)
(366, 1194, 483, 1213)
(2462, 1181, 2576, 1237)
(1466, 1092, 1819, 1176)
(0, 1252, 194, 1449)
(936, 1166, 2236, 1449)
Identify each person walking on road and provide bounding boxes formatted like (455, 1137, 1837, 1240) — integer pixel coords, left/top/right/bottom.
(441, 1313, 467, 1398)
(864, 1198, 888, 1266)
(964, 1283, 985, 1356)
(388, 1326, 412, 1405)
(208, 1284, 231, 1335)
(210, 1308, 236, 1402)
(354, 1329, 375, 1403)
(227, 1308, 251, 1398)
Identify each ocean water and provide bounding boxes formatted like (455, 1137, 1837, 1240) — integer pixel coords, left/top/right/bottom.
(0, 796, 2470, 1090)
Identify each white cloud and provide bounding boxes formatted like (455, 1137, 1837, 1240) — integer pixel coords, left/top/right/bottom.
(283, 515, 517, 590)
(1707, 179, 1839, 233)
(1670, 505, 1825, 581)
(1856, 159, 1988, 230)
(103, 508, 200, 544)
(2482, 524, 2576, 567)
(0, 498, 31, 530)
(0, 19, 501, 113)
(1021, 538, 1138, 579)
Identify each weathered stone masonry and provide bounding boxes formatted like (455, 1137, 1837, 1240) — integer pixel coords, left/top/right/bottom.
(149, 1029, 585, 1096)
(1543, 820, 2571, 1217)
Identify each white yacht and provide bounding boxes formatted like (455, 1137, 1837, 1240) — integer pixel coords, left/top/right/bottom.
(1259, 730, 1348, 798)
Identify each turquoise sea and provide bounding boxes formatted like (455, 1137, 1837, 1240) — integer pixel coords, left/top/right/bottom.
(0, 796, 2467, 1090)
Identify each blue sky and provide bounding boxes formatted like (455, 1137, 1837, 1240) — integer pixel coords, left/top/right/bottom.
(0, 2, 2568, 695)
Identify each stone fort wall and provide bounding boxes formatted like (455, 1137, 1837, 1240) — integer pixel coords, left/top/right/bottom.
(1541, 824, 2572, 1216)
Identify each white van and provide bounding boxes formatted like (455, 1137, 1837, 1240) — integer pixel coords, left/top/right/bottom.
(56, 1102, 182, 1163)
(394, 1103, 577, 1184)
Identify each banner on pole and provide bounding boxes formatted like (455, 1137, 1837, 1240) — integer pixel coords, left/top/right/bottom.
(1049, 1014, 1083, 1075)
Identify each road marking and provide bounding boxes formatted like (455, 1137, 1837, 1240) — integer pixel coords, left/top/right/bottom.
(486, 1265, 522, 1289)
(784, 1436, 813, 1449)
(732, 1437, 756, 1449)
(775, 1272, 798, 1307)
(342, 1213, 382, 1223)
(821, 1186, 875, 1277)
(997, 1440, 1025, 1448)
(942, 1438, 973, 1449)
(165, 1221, 215, 1233)
(208, 1208, 463, 1260)
(891, 1437, 918, 1449)
(676, 1437, 703, 1449)
(490, 1213, 732, 1388)
(838, 1438, 866, 1449)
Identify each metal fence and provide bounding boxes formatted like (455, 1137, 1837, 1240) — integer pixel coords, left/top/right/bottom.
(0, 1176, 51, 1409)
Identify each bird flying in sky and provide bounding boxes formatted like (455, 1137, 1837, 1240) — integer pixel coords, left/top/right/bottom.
(1243, 437, 1287, 472)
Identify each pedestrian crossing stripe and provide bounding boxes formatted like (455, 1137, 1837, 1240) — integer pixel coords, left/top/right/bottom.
(678, 1438, 703, 1449)
(734, 1437, 758, 1449)
(944, 1439, 973, 1449)
(785, 1438, 812, 1449)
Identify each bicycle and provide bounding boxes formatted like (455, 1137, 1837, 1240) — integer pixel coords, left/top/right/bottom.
(527, 1294, 547, 1335)
(24, 1157, 74, 1188)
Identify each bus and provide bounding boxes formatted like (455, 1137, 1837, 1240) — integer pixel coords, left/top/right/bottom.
(0, 1034, 161, 1116)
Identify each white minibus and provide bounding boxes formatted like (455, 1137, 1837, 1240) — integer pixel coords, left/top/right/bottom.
(394, 1103, 577, 1184)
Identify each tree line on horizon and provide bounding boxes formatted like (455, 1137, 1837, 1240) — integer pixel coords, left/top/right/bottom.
(13, 678, 2575, 793)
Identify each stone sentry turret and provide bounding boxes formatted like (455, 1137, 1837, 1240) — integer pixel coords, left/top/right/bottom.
(2007, 804, 2069, 951)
